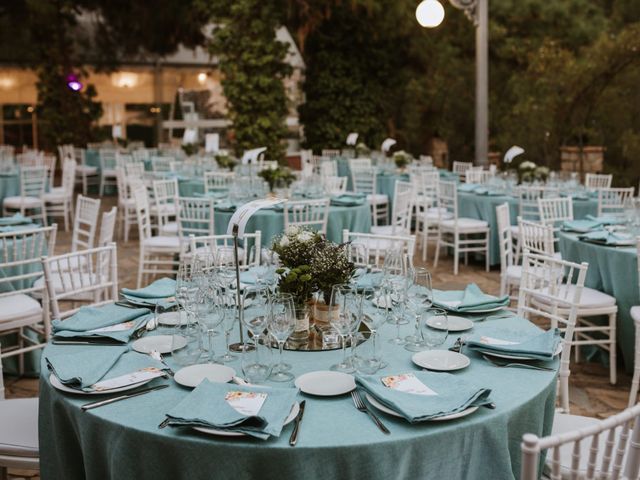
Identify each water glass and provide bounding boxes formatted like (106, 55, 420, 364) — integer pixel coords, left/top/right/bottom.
(268, 293, 295, 382)
(405, 268, 433, 352)
(171, 306, 202, 367)
(242, 286, 271, 351)
(421, 308, 448, 349)
(214, 301, 238, 363)
(329, 284, 361, 373)
(241, 341, 273, 384)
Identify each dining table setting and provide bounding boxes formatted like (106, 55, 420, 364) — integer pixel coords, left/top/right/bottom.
(38, 262, 563, 480)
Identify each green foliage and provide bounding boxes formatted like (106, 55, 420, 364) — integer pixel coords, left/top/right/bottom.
(310, 242, 354, 304)
(199, 0, 291, 162)
(258, 166, 296, 191)
(214, 154, 238, 171)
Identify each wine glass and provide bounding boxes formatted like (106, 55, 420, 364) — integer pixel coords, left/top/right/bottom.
(405, 267, 433, 352)
(197, 288, 224, 364)
(386, 273, 411, 345)
(268, 293, 295, 382)
(241, 341, 273, 384)
(358, 287, 385, 373)
(242, 286, 271, 352)
(329, 284, 360, 373)
(421, 308, 449, 349)
(214, 297, 238, 363)
(171, 305, 202, 367)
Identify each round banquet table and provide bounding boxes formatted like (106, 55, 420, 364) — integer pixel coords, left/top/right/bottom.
(39, 315, 558, 480)
(558, 231, 639, 373)
(458, 192, 599, 266)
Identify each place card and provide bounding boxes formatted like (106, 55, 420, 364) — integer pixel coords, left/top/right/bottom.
(478, 336, 519, 346)
(225, 391, 267, 416)
(90, 367, 165, 392)
(381, 373, 437, 396)
(87, 321, 136, 333)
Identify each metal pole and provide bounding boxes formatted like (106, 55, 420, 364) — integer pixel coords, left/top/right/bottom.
(475, 0, 489, 166)
(229, 223, 254, 352)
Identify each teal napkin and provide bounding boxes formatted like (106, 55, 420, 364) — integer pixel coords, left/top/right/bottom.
(585, 214, 625, 226)
(579, 230, 635, 246)
(122, 278, 176, 300)
(46, 346, 165, 391)
(465, 327, 561, 361)
(52, 303, 150, 342)
(0, 214, 31, 226)
(331, 194, 365, 206)
(240, 270, 258, 284)
(433, 284, 509, 313)
(356, 272, 384, 289)
(562, 219, 604, 233)
(164, 380, 299, 439)
(356, 371, 492, 423)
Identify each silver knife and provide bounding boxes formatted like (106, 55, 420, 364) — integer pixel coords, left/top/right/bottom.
(288, 400, 306, 446)
(81, 384, 169, 411)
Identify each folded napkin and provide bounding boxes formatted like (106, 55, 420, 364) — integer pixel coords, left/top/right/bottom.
(331, 194, 365, 206)
(0, 213, 32, 226)
(433, 284, 509, 313)
(355, 271, 384, 289)
(52, 303, 151, 343)
(240, 270, 259, 285)
(562, 219, 604, 233)
(164, 380, 299, 439)
(122, 278, 176, 299)
(356, 371, 492, 423)
(465, 327, 561, 361)
(585, 214, 625, 226)
(579, 230, 635, 246)
(46, 346, 165, 391)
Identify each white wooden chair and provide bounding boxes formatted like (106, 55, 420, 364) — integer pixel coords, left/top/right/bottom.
(0, 225, 57, 373)
(152, 178, 179, 236)
(518, 217, 556, 256)
(115, 168, 137, 242)
(98, 148, 118, 196)
(150, 156, 173, 173)
(98, 207, 117, 247)
(0, 344, 39, 480)
(348, 158, 372, 170)
(496, 203, 520, 303)
(43, 158, 76, 231)
(177, 197, 215, 256)
(204, 171, 235, 194)
(538, 196, 574, 243)
(322, 175, 347, 194)
(464, 168, 492, 184)
(115, 153, 135, 169)
(72, 147, 99, 196)
(320, 160, 338, 178)
(188, 232, 261, 269)
(414, 170, 443, 262)
(350, 165, 388, 226)
(342, 229, 415, 269)
(124, 161, 145, 180)
(434, 181, 490, 275)
(631, 237, 640, 328)
(321, 149, 341, 159)
(132, 184, 181, 287)
(513, 186, 558, 262)
(132, 149, 152, 162)
(371, 180, 414, 236)
(283, 198, 331, 235)
(597, 187, 635, 219)
(2, 166, 47, 225)
(585, 173, 613, 190)
(452, 161, 473, 181)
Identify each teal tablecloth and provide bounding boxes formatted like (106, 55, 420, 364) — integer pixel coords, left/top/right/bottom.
(0, 171, 20, 209)
(558, 231, 638, 373)
(39, 315, 557, 480)
(458, 192, 598, 266)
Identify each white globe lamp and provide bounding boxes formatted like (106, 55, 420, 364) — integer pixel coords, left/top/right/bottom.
(416, 0, 445, 28)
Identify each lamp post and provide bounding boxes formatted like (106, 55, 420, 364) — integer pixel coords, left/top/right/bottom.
(416, 0, 488, 166)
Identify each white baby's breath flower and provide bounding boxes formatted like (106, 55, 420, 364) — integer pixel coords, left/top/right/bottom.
(286, 225, 300, 236)
(280, 236, 290, 247)
(298, 230, 314, 242)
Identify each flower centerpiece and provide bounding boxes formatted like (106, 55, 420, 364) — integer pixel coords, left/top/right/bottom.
(215, 153, 237, 171)
(534, 166, 550, 182)
(259, 166, 296, 192)
(181, 143, 199, 157)
(355, 142, 370, 157)
(518, 160, 537, 184)
(392, 150, 411, 170)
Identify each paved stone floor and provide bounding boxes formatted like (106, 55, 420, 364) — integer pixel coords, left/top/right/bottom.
(3, 195, 631, 478)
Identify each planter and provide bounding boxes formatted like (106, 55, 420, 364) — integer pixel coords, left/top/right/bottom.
(289, 303, 311, 344)
(312, 300, 339, 333)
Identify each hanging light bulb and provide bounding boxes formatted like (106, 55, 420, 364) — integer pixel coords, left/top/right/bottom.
(416, 0, 446, 28)
(66, 74, 83, 92)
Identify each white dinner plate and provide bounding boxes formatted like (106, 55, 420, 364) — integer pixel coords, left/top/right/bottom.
(174, 364, 236, 388)
(193, 402, 300, 437)
(478, 342, 563, 361)
(460, 306, 505, 314)
(132, 335, 186, 355)
(157, 311, 185, 326)
(365, 393, 479, 422)
(428, 315, 473, 332)
(49, 373, 152, 396)
(294, 371, 356, 396)
(412, 350, 470, 372)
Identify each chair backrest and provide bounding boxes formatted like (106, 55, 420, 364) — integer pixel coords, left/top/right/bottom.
(189, 232, 261, 269)
(204, 171, 235, 193)
(60, 158, 77, 195)
(412, 169, 440, 202)
(496, 203, 514, 273)
(452, 161, 473, 178)
(152, 178, 179, 228)
(585, 173, 613, 190)
(17, 150, 44, 166)
(520, 403, 640, 480)
(132, 183, 153, 241)
(151, 156, 173, 173)
(538, 197, 574, 227)
(320, 160, 338, 178)
(132, 149, 152, 162)
(418, 155, 433, 166)
(42, 243, 119, 320)
(284, 198, 331, 234)
(124, 161, 145, 179)
(389, 180, 415, 234)
(72, 195, 101, 251)
(177, 197, 215, 241)
(0, 225, 57, 299)
(464, 169, 492, 184)
(115, 153, 135, 169)
(349, 158, 372, 170)
(517, 186, 558, 221)
(321, 149, 341, 159)
(518, 217, 555, 255)
(517, 251, 588, 413)
(20, 165, 47, 198)
(350, 165, 376, 195)
(98, 207, 117, 247)
(597, 187, 635, 219)
(437, 180, 459, 221)
(323, 175, 347, 194)
(99, 148, 117, 170)
(342, 229, 416, 268)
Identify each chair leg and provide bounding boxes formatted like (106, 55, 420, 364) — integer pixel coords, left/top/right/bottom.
(82, 174, 88, 196)
(434, 234, 441, 268)
(453, 235, 459, 276)
(137, 248, 145, 288)
(485, 233, 490, 272)
(610, 313, 617, 385)
(100, 177, 105, 196)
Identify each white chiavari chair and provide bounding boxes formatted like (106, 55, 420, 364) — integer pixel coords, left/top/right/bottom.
(133, 184, 181, 287)
(98, 207, 117, 247)
(464, 168, 492, 184)
(418, 155, 433, 166)
(151, 156, 173, 173)
(371, 180, 414, 236)
(132, 149, 152, 162)
(348, 158, 372, 170)
(414, 170, 444, 262)
(152, 178, 179, 236)
(538, 196, 574, 240)
(16, 151, 43, 167)
(342, 229, 415, 269)
(518, 217, 556, 256)
(496, 203, 520, 303)
(585, 173, 613, 190)
(0, 225, 57, 373)
(204, 171, 235, 194)
(188, 231, 262, 269)
(98, 148, 118, 196)
(452, 161, 473, 181)
(177, 197, 215, 257)
(631, 237, 640, 329)
(434, 181, 490, 275)
(124, 161, 145, 180)
(115, 153, 135, 169)
(0, 344, 39, 479)
(321, 149, 341, 159)
(72, 147, 99, 196)
(513, 186, 557, 262)
(350, 165, 388, 226)
(320, 160, 338, 178)
(115, 168, 137, 242)
(597, 187, 635, 219)
(3, 166, 47, 225)
(42, 158, 76, 231)
(322, 175, 347, 195)
(283, 198, 331, 235)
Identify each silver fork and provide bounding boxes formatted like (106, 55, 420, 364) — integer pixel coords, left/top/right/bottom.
(482, 355, 555, 372)
(351, 391, 390, 434)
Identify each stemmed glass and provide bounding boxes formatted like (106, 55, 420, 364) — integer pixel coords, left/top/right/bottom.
(196, 287, 224, 364)
(249, 246, 278, 288)
(405, 267, 433, 352)
(358, 286, 386, 373)
(421, 308, 449, 349)
(214, 296, 239, 363)
(330, 284, 361, 373)
(386, 272, 411, 345)
(268, 293, 295, 382)
(242, 286, 271, 353)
